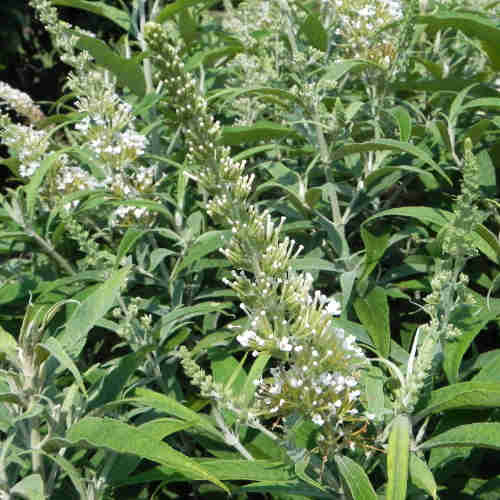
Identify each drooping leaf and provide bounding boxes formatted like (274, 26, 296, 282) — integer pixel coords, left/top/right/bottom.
(331, 139, 451, 185)
(76, 35, 146, 96)
(419, 423, 500, 451)
(38, 337, 87, 395)
(335, 455, 377, 500)
(366, 206, 500, 264)
(130, 388, 221, 437)
(416, 382, 500, 420)
(122, 458, 294, 485)
(66, 417, 229, 493)
(156, 0, 209, 22)
(417, 11, 500, 69)
(52, 0, 130, 30)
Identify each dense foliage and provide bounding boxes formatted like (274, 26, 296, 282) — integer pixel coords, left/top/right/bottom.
(1, 0, 500, 499)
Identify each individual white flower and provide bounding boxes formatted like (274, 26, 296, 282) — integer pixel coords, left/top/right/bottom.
(278, 336, 293, 352)
(312, 413, 325, 426)
(326, 297, 342, 315)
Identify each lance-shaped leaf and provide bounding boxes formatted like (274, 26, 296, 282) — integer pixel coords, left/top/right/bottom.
(57, 266, 130, 358)
(335, 455, 378, 500)
(419, 423, 500, 451)
(386, 415, 411, 500)
(66, 417, 229, 493)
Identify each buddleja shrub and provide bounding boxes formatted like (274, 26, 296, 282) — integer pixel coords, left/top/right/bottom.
(1, 0, 500, 499)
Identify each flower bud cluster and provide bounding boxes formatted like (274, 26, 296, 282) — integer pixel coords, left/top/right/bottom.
(146, 23, 373, 455)
(396, 141, 483, 413)
(442, 138, 486, 258)
(30, 0, 93, 71)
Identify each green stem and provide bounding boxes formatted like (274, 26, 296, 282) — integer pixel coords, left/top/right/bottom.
(213, 408, 254, 461)
(25, 227, 76, 276)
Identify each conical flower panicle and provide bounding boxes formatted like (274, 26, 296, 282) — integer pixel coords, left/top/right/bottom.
(145, 22, 373, 455)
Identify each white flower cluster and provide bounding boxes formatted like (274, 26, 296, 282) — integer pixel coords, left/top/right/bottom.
(331, 0, 403, 65)
(75, 88, 148, 172)
(145, 22, 373, 454)
(1, 121, 50, 178)
(0, 82, 44, 123)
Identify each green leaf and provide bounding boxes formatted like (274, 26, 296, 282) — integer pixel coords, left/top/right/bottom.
(174, 230, 229, 276)
(211, 87, 303, 107)
(364, 165, 437, 191)
(38, 337, 86, 395)
(52, 0, 130, 30)
(115, 228, 146, 269)
(76, 35, 146, 96)
(238, 479, 336, 498)
(354, 286, 391, 358)
(0, 274, 39, 305)
(126, 458, 293, 484)
(473, 351, 500, 382)
(463, 97, 500, 112)
(335, 455, 377, 500)
(294, 457, 327, 493)
(320, 59, 381, 84)
(366, 206, 500, 264)
(26, 149, 73, 217)
(362, 365, 385, 419)
(131, 388, 221, 437)
(449, 84, 477, 130)
(242, 353, 271, 408)
(0, 324, 18, 362)
(66, 417, 229, 493)
(186, 45, 243, 71)
(443, 295, 500, 383)
(57, 266, 130, 358)
(417, 11, 500, 68)
(178, 7, 198, 46)
(291, 257, 341, 273)
(386, 415, 411, 500)
(221, 121, 300, 146)
(390, 106, 412, 142)
(88, 347, 150, 410)
(39, 451, 87, 498)
(419, 423, 500, 451)
(156, 0, 209, 22)
(10, 474, 44, 500)
(332, 139, 451, 185)
(409, 453, 437, 500)
(212, 354, 247, 394)
(359, 225, 391, 282)
(300, 13, 328, 51)
(415, 382, 500, 420)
